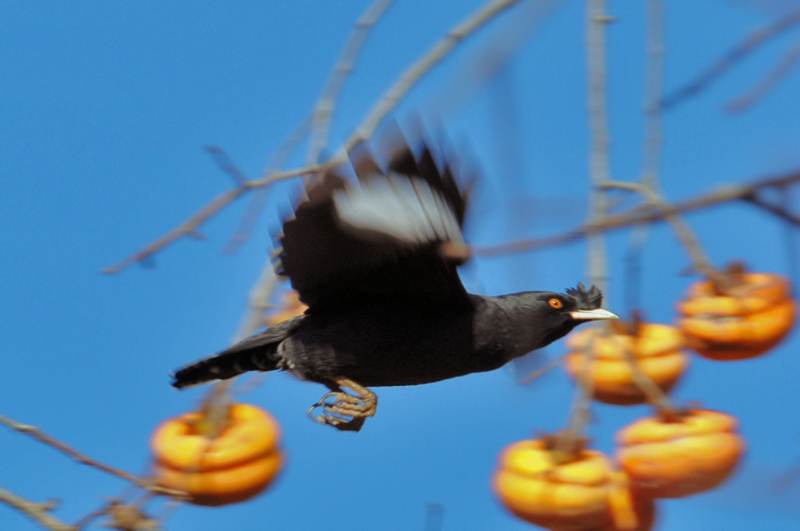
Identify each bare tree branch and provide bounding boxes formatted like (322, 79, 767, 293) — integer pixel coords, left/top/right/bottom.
(101, 186, 249, 274)
(307, 0, 397, 167)
(103, 0, 529, 275)
(222, 113, 314, 254)
(641, 0, 664, 188)
(727, 38, 800, 112)
(0, 486, 76, 531)
(475, 168, 800, 257)
(231, 0, 397, 341)
(203, 146, 248, 186)
(743, 191, 800, 225)
(661, 8, 800, 110)
(341, 0, 529, 156)
(232, 258, 280, 344)
(0, 413, 184, 498)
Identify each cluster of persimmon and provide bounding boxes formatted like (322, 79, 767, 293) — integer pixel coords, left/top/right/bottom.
(493, 269, 795, 530)
(143, 269, 794, 515)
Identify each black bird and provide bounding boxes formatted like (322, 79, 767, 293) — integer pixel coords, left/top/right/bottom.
(172, 132, 617, 431)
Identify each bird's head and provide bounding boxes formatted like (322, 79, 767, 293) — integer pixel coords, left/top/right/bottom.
(508, 283, 618, 351)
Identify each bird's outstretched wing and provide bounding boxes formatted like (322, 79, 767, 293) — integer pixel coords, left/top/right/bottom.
(276, 138, 473, 312)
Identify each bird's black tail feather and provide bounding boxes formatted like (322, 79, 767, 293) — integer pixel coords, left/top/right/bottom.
(171, 347, 280, 389)
(171, 317, 300, 389)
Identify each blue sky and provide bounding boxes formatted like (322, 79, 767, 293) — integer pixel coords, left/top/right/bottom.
(2, 1, 800, 530)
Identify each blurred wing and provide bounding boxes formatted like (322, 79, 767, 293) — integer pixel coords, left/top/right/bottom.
(276, 141, 472, 311)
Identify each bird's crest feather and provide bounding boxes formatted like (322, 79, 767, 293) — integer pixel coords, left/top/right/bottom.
(566, 283, 603, 309)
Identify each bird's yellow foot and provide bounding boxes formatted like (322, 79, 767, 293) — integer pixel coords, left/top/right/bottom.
(307, 378, 377, 432)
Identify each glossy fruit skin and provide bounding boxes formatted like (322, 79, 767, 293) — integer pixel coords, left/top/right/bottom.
(492, 440, 654, 531)
(677, 273, 796, 360)
(151, 403, 283, 506)
(564, 324, 688, 406)
(615, 409, 744, 499)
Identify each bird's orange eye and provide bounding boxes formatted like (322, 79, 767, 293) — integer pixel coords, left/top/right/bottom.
(548, 298, 563, 309)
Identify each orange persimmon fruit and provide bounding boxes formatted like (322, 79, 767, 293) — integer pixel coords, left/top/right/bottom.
(677, 272, 796, 360)
(151, 403, 283, 506)
(564, 324, 688, 406)
(492, 440, 655, 531)
(265, 290, 307, 327)
(615, 409, 744, 499)
(596, 471, 656, 531)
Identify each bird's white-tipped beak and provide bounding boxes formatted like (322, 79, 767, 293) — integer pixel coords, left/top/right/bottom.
(569, 308, 619, 321)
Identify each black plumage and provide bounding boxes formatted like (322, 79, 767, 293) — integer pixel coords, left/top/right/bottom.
(172, 134, 616, 431)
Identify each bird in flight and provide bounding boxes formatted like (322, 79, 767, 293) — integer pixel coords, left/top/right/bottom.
(172, 128, 617, 431)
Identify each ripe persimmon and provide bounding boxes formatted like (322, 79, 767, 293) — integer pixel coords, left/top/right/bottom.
(615, 409, 744, 499)
(678, 272, 796, 360)
(493, 439, 654, 530)
(151, 403, 283, 506)
(564, 323, 688, 406)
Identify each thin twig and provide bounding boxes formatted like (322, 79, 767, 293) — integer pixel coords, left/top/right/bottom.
(597, 180, 642, 192)
(229, 0, 397, 344)
(104, 0, 527, 275)
(423, 502, 445, 531)
(743, 191, 800, 225)
(624, 224, 650, 313)
(102, 162, 327, 274)
(307, 0, 396, 167)
(102, 186, 248, 274)
(727, 38, 800, 113)
(642, 0, 664, 188)
(474, 168, 800, 256)
(616, 314, 677, 412)
(341, 0, 529, 156)
(0, 413, 184, 498)
(771, 457, 800, 492)
(661, 8, 800, 110)
(423, 0, 565, 119)
(0, 485, 76, 531)
(73, 501, 110, 530)
(620, 342, 675, 411)
(203, 146, 247, 186)
(223, 113, 314, 254)
(638, 0, 727, 291)
(559, 338, 595, 453)
(515, 355, 564, 385)
(248, 0, 531, 188)
(232, 258, 280, 344)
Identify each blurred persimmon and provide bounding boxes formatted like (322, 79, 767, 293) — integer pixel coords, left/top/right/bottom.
(678, 271, 796, 360)
(615, 409, 744, 499)
(264, 290, 307, 327)
(492, 439, 654, 531)
(564, 323, 688, 406)
(151, 403, 283, 506)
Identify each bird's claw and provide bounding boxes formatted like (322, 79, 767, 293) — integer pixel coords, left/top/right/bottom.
(307, 388, 377, 432)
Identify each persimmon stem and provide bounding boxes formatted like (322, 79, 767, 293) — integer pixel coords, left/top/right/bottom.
(515, 355, 563, 385)
(560, 339, 596, 454)
(619, 335, 678, 414)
